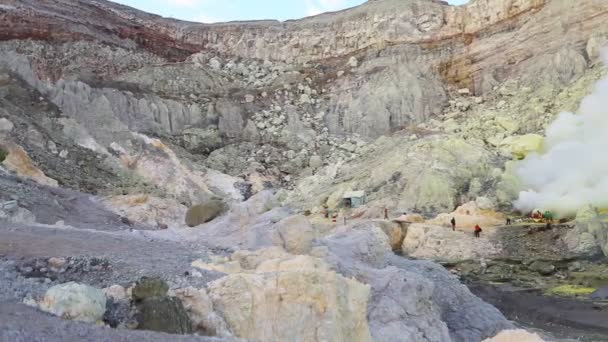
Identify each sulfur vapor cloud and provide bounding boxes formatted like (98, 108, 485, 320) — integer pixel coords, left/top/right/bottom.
(514, 50, 608, 217)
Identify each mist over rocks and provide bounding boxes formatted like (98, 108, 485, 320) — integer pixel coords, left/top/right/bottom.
(515, 52, 608, 216)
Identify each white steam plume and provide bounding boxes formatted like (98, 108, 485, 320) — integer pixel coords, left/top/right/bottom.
(514, 50, 608, 217)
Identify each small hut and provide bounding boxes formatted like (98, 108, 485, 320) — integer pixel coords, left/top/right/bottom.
(343, 191, 366, 208)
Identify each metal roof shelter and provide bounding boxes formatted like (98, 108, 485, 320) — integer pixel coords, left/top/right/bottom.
(343, 191, 366, 208)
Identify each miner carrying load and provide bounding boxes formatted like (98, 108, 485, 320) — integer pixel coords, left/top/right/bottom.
(531, 209, 543, 222)
(543, 210, 554, 223)
(474, 224, 483, 238)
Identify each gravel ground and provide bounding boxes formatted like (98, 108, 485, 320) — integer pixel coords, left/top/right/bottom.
(0, 220, 232, 341)
(0, 223, 224, 288)
(0, 301, 237, 342)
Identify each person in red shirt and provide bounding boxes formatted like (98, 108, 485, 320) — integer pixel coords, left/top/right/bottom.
(474, 224, 483, 238)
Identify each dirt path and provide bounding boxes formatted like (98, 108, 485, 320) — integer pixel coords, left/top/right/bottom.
(469, 282, 608, 341)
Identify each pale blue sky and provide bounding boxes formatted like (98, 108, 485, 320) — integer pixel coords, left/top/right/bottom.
(112, 0, 470, 23)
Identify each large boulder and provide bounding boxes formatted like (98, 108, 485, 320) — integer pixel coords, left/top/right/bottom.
(350, 220, 406, 252)
(562, 205, 606, 257)
(319, 228, 511, 341)
(180, 127, 222, 154)
(136, 297, 193, 334)
(401, 224, 501, 261)
(273, 214, 315, 254)
(185, 200, 226, 227)
(321, 226, 392, 269)
(196, 249, 372, 342)
(132, 277, 169, 301)
(528, 261, 556, 276)
(132, 277, 193, 334)
(246, 214, 316, 253)
(387, 256, 512, 341)
(39, 282, 106, 323)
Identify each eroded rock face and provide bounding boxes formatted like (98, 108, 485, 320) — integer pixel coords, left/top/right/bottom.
(0, 0, 605, 218)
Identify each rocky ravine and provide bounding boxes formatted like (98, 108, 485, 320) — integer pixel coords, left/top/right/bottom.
(1, 0, 607, 341)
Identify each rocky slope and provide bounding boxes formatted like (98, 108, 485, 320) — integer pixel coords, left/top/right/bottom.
(1, 0, 608, 341)
(1, 0, 607, 215)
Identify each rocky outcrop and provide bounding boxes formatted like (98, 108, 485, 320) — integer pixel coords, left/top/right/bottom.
(194, 248, 372, 342)
(1, 142, 58, 187)
(132, 277, 193, 334)
(136, 297, 193, 334)
(402, 223, 501, 261)
(1, 0, 605, 216)
(272, 214, 316, 254)
(318, 227, 512, 341)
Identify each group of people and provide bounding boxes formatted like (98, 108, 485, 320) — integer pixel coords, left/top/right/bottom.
(450, 217, 483, 238)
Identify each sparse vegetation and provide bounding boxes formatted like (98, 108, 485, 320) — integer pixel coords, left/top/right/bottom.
(545, 285, 596, 297)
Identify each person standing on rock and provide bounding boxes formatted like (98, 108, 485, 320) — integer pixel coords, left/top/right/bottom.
(450, 217, 456, 231)
(384, 208, 389, 220)
(474, 224, 482, 238)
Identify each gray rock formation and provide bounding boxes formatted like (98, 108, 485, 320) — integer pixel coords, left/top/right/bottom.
(318, 228, 512, 341)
